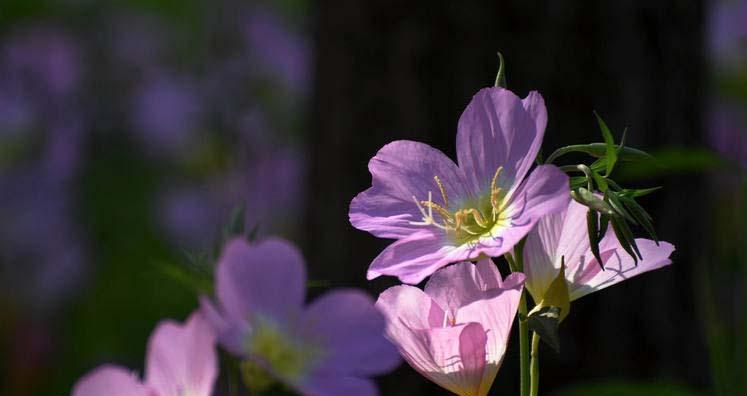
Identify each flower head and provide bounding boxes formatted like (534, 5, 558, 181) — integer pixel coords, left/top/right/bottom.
(350, 87, 569, 284)
(71, 311, 217, 396)
(376, 260, 524, 396)
(523, 199, 675, 313)
(200, 237, 401, 396)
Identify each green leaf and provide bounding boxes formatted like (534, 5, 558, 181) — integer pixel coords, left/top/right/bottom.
(606, 191, 638, 225)
(223, 204, 246, 240)
(594, 111, 618, 176)
(623, 186, 662, 198)
(620, 195, 659, 243)
(525, 306, 561, 353)
(590, 167, 609, 192)
(611, 216, 641, 262)
(587, 209, 604, 268)
(544, 143, 652, 164)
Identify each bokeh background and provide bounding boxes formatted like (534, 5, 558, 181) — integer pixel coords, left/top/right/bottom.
(0, 1, 744, 395)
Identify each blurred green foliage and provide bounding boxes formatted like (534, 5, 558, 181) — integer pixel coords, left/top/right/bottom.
(553, 380, 703, 396)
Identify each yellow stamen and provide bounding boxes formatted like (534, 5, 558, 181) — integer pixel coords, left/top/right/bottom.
(433, 175, 449, 208)
(420, 200, 453, 223)
(491, 166, 504, 220)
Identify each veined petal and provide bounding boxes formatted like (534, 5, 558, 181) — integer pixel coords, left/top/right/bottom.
(302, 289, 401, 376)
(455, 273, 523, 375)
(568, 239, 675, 300)
(350, 140, 469, 239)
(145, 312, 217, 396)
(456, 87, 547, 196)
(216, 238, 306, 324)
(424, 260, 503, 318)
(482, 165, 569, 260)
(71, 365, 152, 396)
(367, 231, 457, 284)
(422, 323, 488, 396)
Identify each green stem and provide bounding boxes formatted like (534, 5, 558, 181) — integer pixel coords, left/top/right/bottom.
(518, 293, 530, 396)
(530, 332, 540, 396)
(508, 239, 530, 396)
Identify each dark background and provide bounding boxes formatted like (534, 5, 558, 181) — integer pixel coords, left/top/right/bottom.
(2, 0, 744, 395)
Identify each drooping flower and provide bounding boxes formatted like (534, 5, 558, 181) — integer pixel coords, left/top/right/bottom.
(376, 260, 524, 396)
(350, 87, 570, 284)
(71, 311, 217, 396)
(522, 199, 675, 317)
(200, 237, 401, 396)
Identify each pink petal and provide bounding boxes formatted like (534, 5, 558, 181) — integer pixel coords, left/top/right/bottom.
(456, 87, 547, 196)
(568, 239, 675, 300)
(423, 260, 504, 318)
(216, 237, 306, 324)
(350, 140, 470, 239)
(422, 323, 488, 396)
(455, 272, 523, 370)
(301, 289, 401, 376)
(480, 165, 569, 260)
(145, 312, 217, 396)
(71, 365, 152, 396)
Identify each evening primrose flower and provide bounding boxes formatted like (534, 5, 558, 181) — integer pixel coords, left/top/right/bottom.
(522, 199, 675, 319)
(200, 237, 401, 396)
(71, 311, 217, 396)
(376, 260, 524, 396)
(350, 87, 569, 284)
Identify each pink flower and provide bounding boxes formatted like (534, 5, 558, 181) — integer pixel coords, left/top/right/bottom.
(71, 311, 217, 396)
(350, 87, 569, 284)
(200, 237, 401, 396)
(376, 260, 524, 396)
(523, 199, 675, 308)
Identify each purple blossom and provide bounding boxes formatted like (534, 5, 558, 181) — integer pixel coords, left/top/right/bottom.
(708, 0, 747, 69)
(522, 199, 675, 309)
(376, 260, 524, 396)
(200, 237, 401, 396)
(130, 73, 204, 158)
(243, 6, 311, 93)
(350, 87, 570, 284)
(71, 312, 217, 396)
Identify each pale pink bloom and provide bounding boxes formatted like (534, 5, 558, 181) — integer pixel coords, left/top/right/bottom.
(523, 199, 675, 304)
(376, 260, 524, 396)
(71, 311, 217, 396)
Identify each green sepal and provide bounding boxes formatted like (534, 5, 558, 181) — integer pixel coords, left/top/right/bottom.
(525, 306, 562, 353)
(571, 187, 614, 215)
(590, 167, 609, 192)
(223, 204, 246, 240)
(605, 191, 638, 226)
(619, 194, 659, 244)
(494, 52, 507, 88)
(545, 143, 652, 165)
(611, 216, 641, 263)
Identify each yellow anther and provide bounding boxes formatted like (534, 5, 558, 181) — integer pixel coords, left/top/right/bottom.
(433, 175, 449, 208)
(462, 208, 488, 228)
(420, 200, 453, 222)
(490, 167, 505, 220)
(491, 166, 503, 193)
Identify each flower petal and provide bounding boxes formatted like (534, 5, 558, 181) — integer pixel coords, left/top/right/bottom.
(424, 260, 504, 317)
(302, 289, 402, 376)
(199, 296, 247, 356)
(522, 199, 588, 301)
(481, 165, 569, 259)
(568, 239, 675, 300)
(456, 87, 547, 196)
(145, 311, 217, 396)
(424, 323, 488, 396)
(455, 273, 524, 369)
(367, 231, 457, 284)
(216, 237, 306, 324)
(350, 140, 469, 239)
(72, 365, 151, 396)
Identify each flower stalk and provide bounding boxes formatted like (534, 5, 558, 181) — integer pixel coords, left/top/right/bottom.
(507, 240, 531, 396)
(530, 332, 540, 396)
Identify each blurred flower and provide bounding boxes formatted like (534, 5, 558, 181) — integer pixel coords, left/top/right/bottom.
(708, 0, 747, 70)
(71, 311, 217, 396)
(200, 238, 401, 395)
(376, 260, 524, 396)
(244, 6, 311, 93)
(708, 104, 747, 169)
(350, 87, 569, 284)
(130, 73, 204, 159)
(522, 199, 675, 319)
